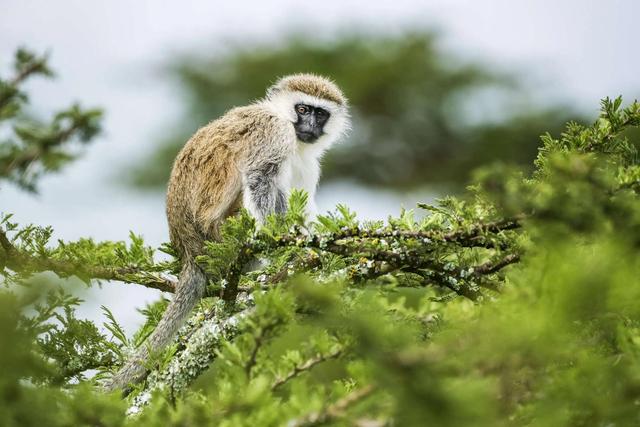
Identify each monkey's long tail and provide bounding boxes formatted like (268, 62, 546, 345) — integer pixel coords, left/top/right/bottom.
(105, 261, 206, 393)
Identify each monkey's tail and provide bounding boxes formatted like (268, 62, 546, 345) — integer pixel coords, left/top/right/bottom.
(105, 261, 206, 393)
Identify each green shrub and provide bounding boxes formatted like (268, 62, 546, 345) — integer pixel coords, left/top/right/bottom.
(2, 48, 640, 427)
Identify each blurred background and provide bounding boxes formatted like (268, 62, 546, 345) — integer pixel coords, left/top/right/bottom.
(2, 0, 638, 330)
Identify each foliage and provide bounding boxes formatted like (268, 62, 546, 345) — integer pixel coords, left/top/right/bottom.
(0, 213, 179, 292)
(0, 48, 103, 192)
(129, 32, 581, 190)
(2, 49, 640, 426)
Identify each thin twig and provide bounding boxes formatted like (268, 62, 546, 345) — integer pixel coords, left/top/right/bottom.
(0, 58, 46, 108)
(244, 322, 279, 379)
(289, 384, 376, 427)
(271, 348, 343, 391)
(1, 120, 86, 178)
(266, 250, 321, 285)
(473, 253, 521, 275)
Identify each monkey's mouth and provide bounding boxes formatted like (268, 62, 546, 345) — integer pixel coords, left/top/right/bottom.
(296, 131, 320, 143)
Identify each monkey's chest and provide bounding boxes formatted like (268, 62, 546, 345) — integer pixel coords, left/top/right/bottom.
(279, 155, 320, 195)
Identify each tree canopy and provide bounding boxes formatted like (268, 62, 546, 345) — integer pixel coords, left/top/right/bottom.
(2, 48, 640, 427)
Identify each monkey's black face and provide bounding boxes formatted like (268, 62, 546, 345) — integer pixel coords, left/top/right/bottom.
(294, 103, 330, 143)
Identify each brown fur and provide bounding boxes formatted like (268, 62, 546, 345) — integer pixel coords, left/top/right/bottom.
(106, 74, 347, 392)
(166, 104, 294, 258)
(271, 73, 347, 106)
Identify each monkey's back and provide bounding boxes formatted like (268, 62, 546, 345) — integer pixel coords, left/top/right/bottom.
(166, 104, 293, 260)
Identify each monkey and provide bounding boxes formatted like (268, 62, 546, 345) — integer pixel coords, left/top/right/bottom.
(105, 74, 349, 391)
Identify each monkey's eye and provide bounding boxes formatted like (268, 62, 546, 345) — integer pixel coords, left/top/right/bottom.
(296, 105, 310, 115)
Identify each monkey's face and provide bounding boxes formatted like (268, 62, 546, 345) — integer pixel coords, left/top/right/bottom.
(293, 103, 330, 143)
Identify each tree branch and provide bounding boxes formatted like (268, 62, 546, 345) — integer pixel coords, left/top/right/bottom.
(129, 304, 252, 409)
(316, 216, 522, 248)
(266, 250, 321, 285)
(0, 228, 176, 293)
(0, 51, 50, 109)
(271, 347, 343, 391)
(1, 120, 83, 178)
(288, 384, 376, 427)
(244, 321, 279, 379)
(473, 253, 521, 275)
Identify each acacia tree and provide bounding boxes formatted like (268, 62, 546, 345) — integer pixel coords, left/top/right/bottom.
(1, 49, 640, 427)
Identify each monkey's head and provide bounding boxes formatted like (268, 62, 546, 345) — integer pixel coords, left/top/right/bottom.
(266, 73, 350, 147)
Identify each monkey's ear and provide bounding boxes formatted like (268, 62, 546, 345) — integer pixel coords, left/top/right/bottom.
(266, 85, 281, 98)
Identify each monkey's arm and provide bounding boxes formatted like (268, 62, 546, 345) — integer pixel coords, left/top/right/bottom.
(239, 110, 295, 223)
(243, 160, 288, 223)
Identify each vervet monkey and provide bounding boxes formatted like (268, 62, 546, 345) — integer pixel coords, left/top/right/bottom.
(106, 74, 349, 391)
